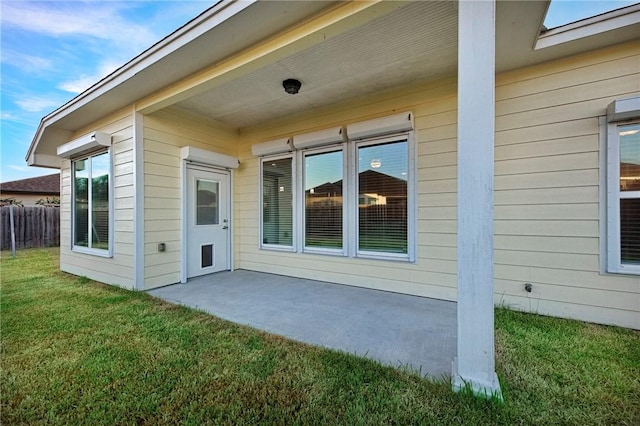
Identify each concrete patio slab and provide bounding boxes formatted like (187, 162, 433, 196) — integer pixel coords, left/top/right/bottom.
(148, 270, 457, 379)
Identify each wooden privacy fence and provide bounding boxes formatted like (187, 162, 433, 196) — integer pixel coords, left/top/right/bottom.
(0, 206, 60, 250)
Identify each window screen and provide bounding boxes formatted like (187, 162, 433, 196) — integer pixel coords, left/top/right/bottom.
(304, 150, 343, 250)
(262, 157, 293, 246)
(619, 123, 640, 264)
(357, 140, 408, 254)
(73, 150, 110, 252)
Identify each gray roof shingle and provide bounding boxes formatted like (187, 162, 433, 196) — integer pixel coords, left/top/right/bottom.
(0, 173, 60, 195)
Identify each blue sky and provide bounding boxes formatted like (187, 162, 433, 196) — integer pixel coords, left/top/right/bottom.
(1, 0, 211, 183)
(1, 1, 637, 183)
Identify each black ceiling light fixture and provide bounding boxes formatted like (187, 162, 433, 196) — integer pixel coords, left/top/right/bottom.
(282, 78, 302, 94)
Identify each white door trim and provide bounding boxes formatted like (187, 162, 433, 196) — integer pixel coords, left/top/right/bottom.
(181, 160, 234, 283)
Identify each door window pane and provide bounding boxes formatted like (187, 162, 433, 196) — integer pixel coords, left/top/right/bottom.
(196, 180, 219, 225)
(262, 157, 293, 246)
(305, 150, 343, 249)
(358, 140, 408, 254)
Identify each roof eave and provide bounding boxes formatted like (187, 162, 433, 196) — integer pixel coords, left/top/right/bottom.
(26, 0, 255, 167)
(535, 3, 640, 50)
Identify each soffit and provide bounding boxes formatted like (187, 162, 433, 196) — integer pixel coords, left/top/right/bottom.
(173, 0, 637, 130)
(175, 1, 459, 129)
(173, 1, 555, 129)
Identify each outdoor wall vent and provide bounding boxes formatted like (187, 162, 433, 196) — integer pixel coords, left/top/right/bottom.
(251, 137, 293, 157)
(56, 131, 111, 159)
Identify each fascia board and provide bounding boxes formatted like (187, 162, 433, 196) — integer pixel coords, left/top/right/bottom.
(536, 4, 640, 50)
(28, 154, 61, 169)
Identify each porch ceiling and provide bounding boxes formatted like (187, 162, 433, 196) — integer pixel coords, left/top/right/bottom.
(175, 1, 460, 129)
(171, 0, 552, 129)
(171, 0, 640, 130)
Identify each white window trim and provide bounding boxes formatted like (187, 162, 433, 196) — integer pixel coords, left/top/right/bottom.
(257, 113, 416, 263)
(352, 133, 416, 262)
(603, 96, 640, 275)
(299, 144, 346, 256)
(258, 132, 416, 263)
(259, 153, 297, 252)
(606, 120, 640, 275)
(71, 148, 114, 258)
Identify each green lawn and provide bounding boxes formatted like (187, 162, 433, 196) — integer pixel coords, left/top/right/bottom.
(2, 248, 639, 425)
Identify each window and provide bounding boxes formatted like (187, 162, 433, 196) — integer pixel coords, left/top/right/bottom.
(72, 150, 112, 255)
(607, 121, 640, 274)
(261, 156, 294, 248)
(357, 139, 408, 256)
(605, 96, 640, 274)
(257, 120, 415, 261)
(304, 149, 343, 252)
(619, 124, 640, 265)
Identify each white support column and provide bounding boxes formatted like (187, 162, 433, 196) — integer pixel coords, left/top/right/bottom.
(133, 110, 145, 290)
(452, 0, 502, 400)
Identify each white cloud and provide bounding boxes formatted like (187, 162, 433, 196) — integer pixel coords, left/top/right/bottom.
(14, 96, 61, 113)
(0, 110, 38, 128)
(57, 76, 98, 95)
(0, 50, 53, 73)
(1, 2, 195, 96)
(1, 112, 17, 121)
(58, 59, 122, 94)
(8, 165, 30, 172)
(0, 2, 158, 53)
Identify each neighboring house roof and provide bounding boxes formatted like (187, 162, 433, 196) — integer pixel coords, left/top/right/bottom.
(26, 1, 640, 168)
(0, 173, 60, 195)
(308, 170, 407, 198)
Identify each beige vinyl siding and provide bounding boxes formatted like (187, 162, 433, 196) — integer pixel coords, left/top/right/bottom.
(234, 41, 639, 329)
(143, 108, 238, 289)
(60, 110, 135, 289)
(236, 77, 461, 302)
(493, 40, 640, 329)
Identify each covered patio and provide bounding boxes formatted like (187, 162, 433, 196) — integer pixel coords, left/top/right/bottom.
(148, 270, 457, 379)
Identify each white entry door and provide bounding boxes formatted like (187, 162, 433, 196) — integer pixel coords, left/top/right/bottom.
(186, 166, 230, 278)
